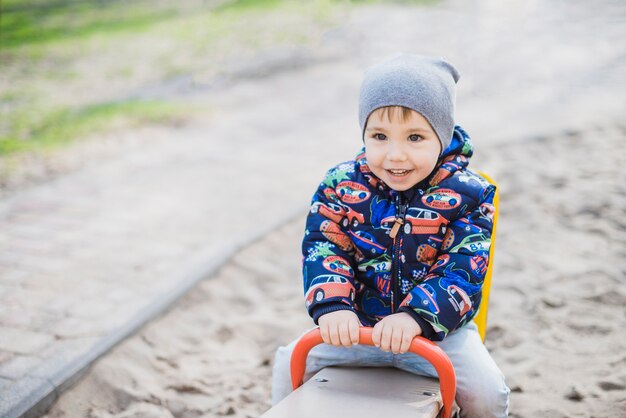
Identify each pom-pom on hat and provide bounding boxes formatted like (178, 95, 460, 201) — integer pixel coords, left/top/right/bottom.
(358, 53, 460, 154)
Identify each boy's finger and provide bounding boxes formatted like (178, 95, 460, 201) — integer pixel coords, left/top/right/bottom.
(338, 323, 352, 347)
(391, 327, 403, 354)
(380, 324, 393, 352)
(329, 322, 341, 346)
(371, 322, 382, 347)
(320, 323, 330, 345)
(400, 330, 413, 353)
(348, 319, 360, 345)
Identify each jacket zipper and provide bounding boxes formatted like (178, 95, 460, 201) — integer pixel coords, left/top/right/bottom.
(389, 193, 408, 313)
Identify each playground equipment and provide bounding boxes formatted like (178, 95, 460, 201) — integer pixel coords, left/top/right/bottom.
(262, 173, 499, 418)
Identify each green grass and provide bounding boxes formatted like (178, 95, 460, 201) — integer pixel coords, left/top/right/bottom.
(0, 0, 438, 160)
(0, 0, 438, 49)
(216, 0, 284, 12)
(0, 100, 191, 155)
(0, 0, 342, 158)
(0, 0, 266, 158)
(0, 0, 180, 49)
(0, 0, 302, 49)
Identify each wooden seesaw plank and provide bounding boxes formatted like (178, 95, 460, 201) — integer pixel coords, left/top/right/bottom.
(261, 366, 458, 418)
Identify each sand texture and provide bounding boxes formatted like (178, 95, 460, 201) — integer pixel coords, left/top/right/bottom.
(41, 124, 626, 418)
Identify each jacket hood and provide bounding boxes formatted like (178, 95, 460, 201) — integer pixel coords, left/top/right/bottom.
(356, 125, 474, 190)
(441, 125, 473, 161)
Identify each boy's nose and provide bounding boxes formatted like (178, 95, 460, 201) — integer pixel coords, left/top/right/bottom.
(386, 143, 407, 161)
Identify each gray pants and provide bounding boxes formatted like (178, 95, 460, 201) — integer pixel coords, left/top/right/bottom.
(271, 322, 509, 418)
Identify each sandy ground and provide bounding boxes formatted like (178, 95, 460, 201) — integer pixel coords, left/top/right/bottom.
(40, 122, 626, 418)
(9, 1, 623, 417)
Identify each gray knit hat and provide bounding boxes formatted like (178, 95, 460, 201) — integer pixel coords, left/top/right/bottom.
(359, 53, 460, 154)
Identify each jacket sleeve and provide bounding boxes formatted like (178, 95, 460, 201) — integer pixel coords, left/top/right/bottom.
(302, 170, 359, 325)
(398, 182, 497, 341)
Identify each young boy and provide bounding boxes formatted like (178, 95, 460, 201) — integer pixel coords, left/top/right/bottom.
(272, 54, 510, 417)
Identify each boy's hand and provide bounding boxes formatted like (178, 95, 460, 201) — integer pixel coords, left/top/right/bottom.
(372, 312, 422, 354)
(318, 310, 361, 348)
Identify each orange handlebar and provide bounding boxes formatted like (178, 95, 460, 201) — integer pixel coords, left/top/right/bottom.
(289, 327, 457, 418)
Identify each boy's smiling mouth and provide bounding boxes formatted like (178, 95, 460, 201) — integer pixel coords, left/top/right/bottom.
(386, 169, 413, 177)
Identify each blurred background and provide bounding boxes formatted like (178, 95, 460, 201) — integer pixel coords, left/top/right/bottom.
(0, 0, 624, 417)
(1, 0, 624, 189)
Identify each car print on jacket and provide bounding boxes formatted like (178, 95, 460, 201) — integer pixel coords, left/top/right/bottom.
(319, 220, 354, 252)
(433, 254, 451, 269)
(359, 290, 390, 321)
(458, 173, 489, 187)
(441, 229, 455, 251)
(430, 166, 452, 186)
(337, 181, 371, 204)
(401, 283, 440, 314)
(305, 274, 355, 308)
(343, 206, 366, 227)
(357, 255, 392, 274)
(422, 188, 461, 210)
(402, 292, 450, 335)
(322, 187, 338, 202)
(416, 236, 443, 265)
(311, 201, 345, 225)
(448, 232, 490, 254)
(311, 201, 365, 228)
(404, 208, 448, 235)
(446, 285, 472, 317)
(303, 125, 496, 341)
(323, 255, 354, 277)
(348, 230, 386, 256)
(470, 255, 488, 276)
(375, 273, 391, 295)
(381, 208, 448, 236)
(478, 202, 495, 222)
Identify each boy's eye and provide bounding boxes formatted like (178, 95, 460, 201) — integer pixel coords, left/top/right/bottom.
(374, 133, 386, 141)
(408, 134, 423, 142)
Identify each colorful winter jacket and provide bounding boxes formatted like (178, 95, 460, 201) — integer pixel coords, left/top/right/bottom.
(302, 125, 496, 341)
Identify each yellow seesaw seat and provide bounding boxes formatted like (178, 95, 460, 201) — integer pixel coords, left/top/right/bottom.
(473, 171, 499, 342)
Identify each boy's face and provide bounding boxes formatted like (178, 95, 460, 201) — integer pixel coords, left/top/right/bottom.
(364, 108, 442, 191)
